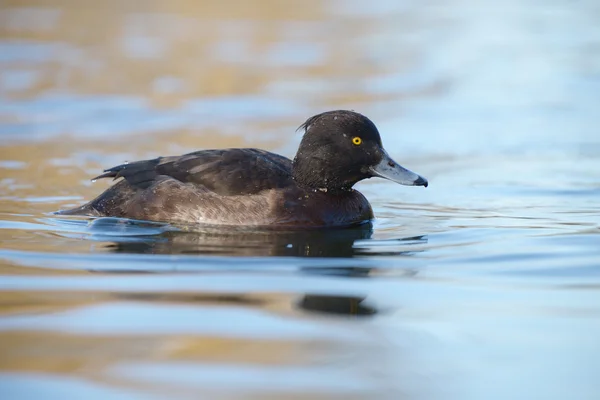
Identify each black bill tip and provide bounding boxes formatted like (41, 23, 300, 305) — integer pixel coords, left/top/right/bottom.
(414, 176, 428, 187)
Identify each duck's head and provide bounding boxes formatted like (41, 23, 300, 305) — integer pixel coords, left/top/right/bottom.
(292, 110, 428, 193)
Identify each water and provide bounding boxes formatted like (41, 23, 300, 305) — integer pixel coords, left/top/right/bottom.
(1, 0, 599, 399)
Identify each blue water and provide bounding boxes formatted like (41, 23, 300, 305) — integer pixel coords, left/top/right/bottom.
(1, 1, 599, 399)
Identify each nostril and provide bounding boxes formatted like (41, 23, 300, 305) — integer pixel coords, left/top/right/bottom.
(387, 161, 395, 167)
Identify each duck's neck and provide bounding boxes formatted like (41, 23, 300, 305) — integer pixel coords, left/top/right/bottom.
(292, 156, 358, 194)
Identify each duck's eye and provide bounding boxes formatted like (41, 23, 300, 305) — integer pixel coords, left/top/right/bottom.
(352, 137, 362, 146)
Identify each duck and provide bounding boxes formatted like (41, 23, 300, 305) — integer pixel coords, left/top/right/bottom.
(58, 110, 428, 228)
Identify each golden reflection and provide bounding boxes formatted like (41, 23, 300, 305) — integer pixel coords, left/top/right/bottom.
(0, 331, 313, 373)
(0, 289, 379, 398)
(0, 290, 104, 315)
(0, 0, 322, 99)
(1, 1, 416, 397)
(0, 328, 379, 399)
(0, 0, 441, 105)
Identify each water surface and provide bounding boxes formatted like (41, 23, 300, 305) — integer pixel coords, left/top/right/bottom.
(1, 1, 599, 399)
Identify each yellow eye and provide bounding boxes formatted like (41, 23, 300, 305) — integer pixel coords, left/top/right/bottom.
(352, 137, 362, 145)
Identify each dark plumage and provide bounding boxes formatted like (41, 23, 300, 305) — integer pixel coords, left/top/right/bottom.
(58, 110, 428, 228)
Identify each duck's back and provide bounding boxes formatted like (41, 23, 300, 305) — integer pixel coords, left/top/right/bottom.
(97, 148, 294, 195)
(62, 149, 294, 223)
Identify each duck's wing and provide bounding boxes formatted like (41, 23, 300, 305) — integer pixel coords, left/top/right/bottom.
(93, 148, 293, 195)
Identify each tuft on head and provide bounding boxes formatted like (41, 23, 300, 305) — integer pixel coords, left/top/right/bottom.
(296, 110, 374, 133)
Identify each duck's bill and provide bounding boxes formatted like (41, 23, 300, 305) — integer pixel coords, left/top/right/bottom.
(370, 149, 428, 187)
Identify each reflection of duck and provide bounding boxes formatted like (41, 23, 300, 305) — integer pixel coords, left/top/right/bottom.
(58, 110, 427, 228)
(78, 214, 429, 258)
(297, 295, 377, 316)
(106, 222, 374, 257)
(110, 292, 377, 317)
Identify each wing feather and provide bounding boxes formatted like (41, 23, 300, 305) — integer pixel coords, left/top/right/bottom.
(93, 148, 293, 195)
